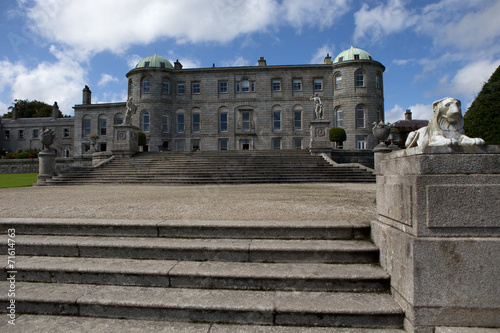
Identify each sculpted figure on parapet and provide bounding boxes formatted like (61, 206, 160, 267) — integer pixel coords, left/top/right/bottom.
(125, 97, 137, 125)
(405, 97, 485, 148)
(310, 93, 324, 120)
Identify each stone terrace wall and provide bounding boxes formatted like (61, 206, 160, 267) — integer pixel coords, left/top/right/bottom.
(0, 156, 92, 174)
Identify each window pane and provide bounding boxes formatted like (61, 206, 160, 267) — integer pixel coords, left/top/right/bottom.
(335, 74, 342, 89)
(357, 136, 367, 149)
(143, 79, 150, 93)
(83, 119, 91, 136)
(314, 79, 322, 90)
(192, 83, 200, 94)
(162, 81, 169, 94)
(294, 138, 302, 149)
(219, 82, 227, 93)
(294, 111, 302, 130)
(356, 72, 364, 87)
(273, 111, 281, 130)
(272, 80, 281, 91)
(242, 112, 250, 131)
(177, 84, 185, 94)
(177, 114, 185, 133)
(143, 112, 150, 132)
(220, 139, 228, 150)
(356, 107, 365, 128)
(33, 129, 39, 139)
(336, 109, 343, 128)
(272, 138, 281, 150)
(293, 80, 302, 91)
(99, 119, 107, 136)
(193, 114, 200, 132)
(242, 78, 249, 92)
(220, 113, 228, 132)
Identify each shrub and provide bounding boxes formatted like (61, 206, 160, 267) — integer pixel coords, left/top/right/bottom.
(329, 127, 347, 143)
(138, 131, 147, 146)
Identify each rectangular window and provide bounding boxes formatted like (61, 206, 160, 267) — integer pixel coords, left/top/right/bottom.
(192, 113, 200, 132)
(32, 129, 39, 139)
(142, 79, 150, 93)
(18, 130, 24, 140)
(220, 113, 228, 132)
(272, 138, 281, 150)
(251, 82, 255, 92)
(242, 112, 250, 131)
(219, 81, 228, 93)
(356, 72, 364, 87)
(336, 109, 343, 128)
(5, 130, 9, 140)
(177, 83, 185, 95)
(235, 83, 240, 92)
(162, 81, 170, 94)
(314, 79, 323, 91)
(192, 82, 200, 94)
(294, 111, 302, 131)
(64, 128, 70, 137)
(293, 138, 302, 149)
(241, 79, 250, 92)
(293, 79, 302, 91)
(356, 107, 365, 128)
(356, 136, 367, 150)
(272, 80, 281, 91)
(177, 114, 185, 133)
(219, 139, 228, 150)
(273, 111, 281, 131)
(162, 115, 169, 133)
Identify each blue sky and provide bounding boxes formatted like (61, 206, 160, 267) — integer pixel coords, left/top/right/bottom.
(0, 0, 499, 123)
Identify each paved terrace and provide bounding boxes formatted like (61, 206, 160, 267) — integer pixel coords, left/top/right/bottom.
(0, 183, 377, 221)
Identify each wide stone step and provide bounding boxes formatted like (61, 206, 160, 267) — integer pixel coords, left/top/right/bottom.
(0, 315, 406, 333)
(0, 282, 404, 327)
(1, 256, 389, 292)
(0, 219, 370, 239)
(2, 235, 379, 263)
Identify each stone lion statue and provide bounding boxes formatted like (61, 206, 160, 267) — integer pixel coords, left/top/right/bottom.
(405, 97, 485, 148)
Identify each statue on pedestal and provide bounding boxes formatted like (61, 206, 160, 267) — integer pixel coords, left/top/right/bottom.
(310, 93, 324, 120)
(125, 97, 137, 125)
(406, 97, 485, 148)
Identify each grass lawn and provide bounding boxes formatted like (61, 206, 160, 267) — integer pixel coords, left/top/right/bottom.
(0, 173, 38, 188)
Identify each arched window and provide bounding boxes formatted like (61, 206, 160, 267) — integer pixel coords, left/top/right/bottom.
(98, 114, 107, 136)
(355, 70, 364, 87)
(82, 115, 91, 137)
(356, 105, 365, 128)
(142, 112, 150, 132)
(114, 113, 124, 125)
(335, 73, 342, 89)
(241, 78, 250, 92)
(336, 107, 343, 128)
(142, 78, 150, 93)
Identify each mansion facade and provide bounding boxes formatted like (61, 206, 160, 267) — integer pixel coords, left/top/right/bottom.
(1, 47, 385, 157)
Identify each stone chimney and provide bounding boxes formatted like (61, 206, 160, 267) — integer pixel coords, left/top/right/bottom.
(174, 60, 183, 70)
(82, 85, 92, 105)
(11, 106, 18, 119)
(258, 57, 267, 66)
(405, 109, 412, 120)
(52, 102, 59, 120)
(324, 54, 332, 64)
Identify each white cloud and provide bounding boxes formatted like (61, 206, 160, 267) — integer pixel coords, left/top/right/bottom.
(221, 56, 251, 68)
(98, 74, 119, 87)
(310, 44, 336, 64)
(445, 59, 500, 100)
(126, 54, 143, 69)
(385, 103, 433, 124)
(281, 0, 351, 30)
(353, 0, 416, 45)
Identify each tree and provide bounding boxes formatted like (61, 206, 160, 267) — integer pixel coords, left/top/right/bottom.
(2, 99, 62, 118)
(329, 127, 347, 148)
(138, 131, 147, 150)
(463, 65, 500, 145)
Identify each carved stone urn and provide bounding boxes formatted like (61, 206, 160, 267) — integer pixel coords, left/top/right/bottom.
(40, 129, 56, 151)
(372, 121, 391, 144)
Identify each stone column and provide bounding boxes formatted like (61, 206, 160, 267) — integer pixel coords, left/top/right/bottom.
(372, 145, 500, 333)
(37, 149, 56, 184)
(112, 124, 140, 157)
(309, 120, 331, 153)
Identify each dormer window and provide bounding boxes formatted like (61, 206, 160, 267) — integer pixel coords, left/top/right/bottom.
(338, 57, 343, 62)
(354, 54, 360, 60)
(144, 61, 150, 68)
(160, 62, 165, 68)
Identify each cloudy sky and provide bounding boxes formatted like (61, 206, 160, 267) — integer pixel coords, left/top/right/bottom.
(0, 0, 499, 123)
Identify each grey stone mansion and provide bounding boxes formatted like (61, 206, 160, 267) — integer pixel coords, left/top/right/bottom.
(0, 47, 385, 156)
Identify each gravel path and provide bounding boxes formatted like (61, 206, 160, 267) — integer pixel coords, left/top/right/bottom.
(0, 183, 377, 221)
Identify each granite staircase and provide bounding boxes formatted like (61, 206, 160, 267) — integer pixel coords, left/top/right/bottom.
(0, 218, 404, 332)
(46, 150, 375, 185)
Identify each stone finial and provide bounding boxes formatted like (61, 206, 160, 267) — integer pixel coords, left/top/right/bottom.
(406, 97, 485, 148)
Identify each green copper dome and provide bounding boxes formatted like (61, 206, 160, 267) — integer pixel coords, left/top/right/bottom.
(135, 53, 173, 69)
(333, 47, 373, 63)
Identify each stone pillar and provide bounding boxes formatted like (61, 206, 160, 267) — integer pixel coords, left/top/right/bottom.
(112, 124, 139, 157)
(372, 145, 500, 333)
(309, 120, 331, 153)
(37, 149, 57, 184)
